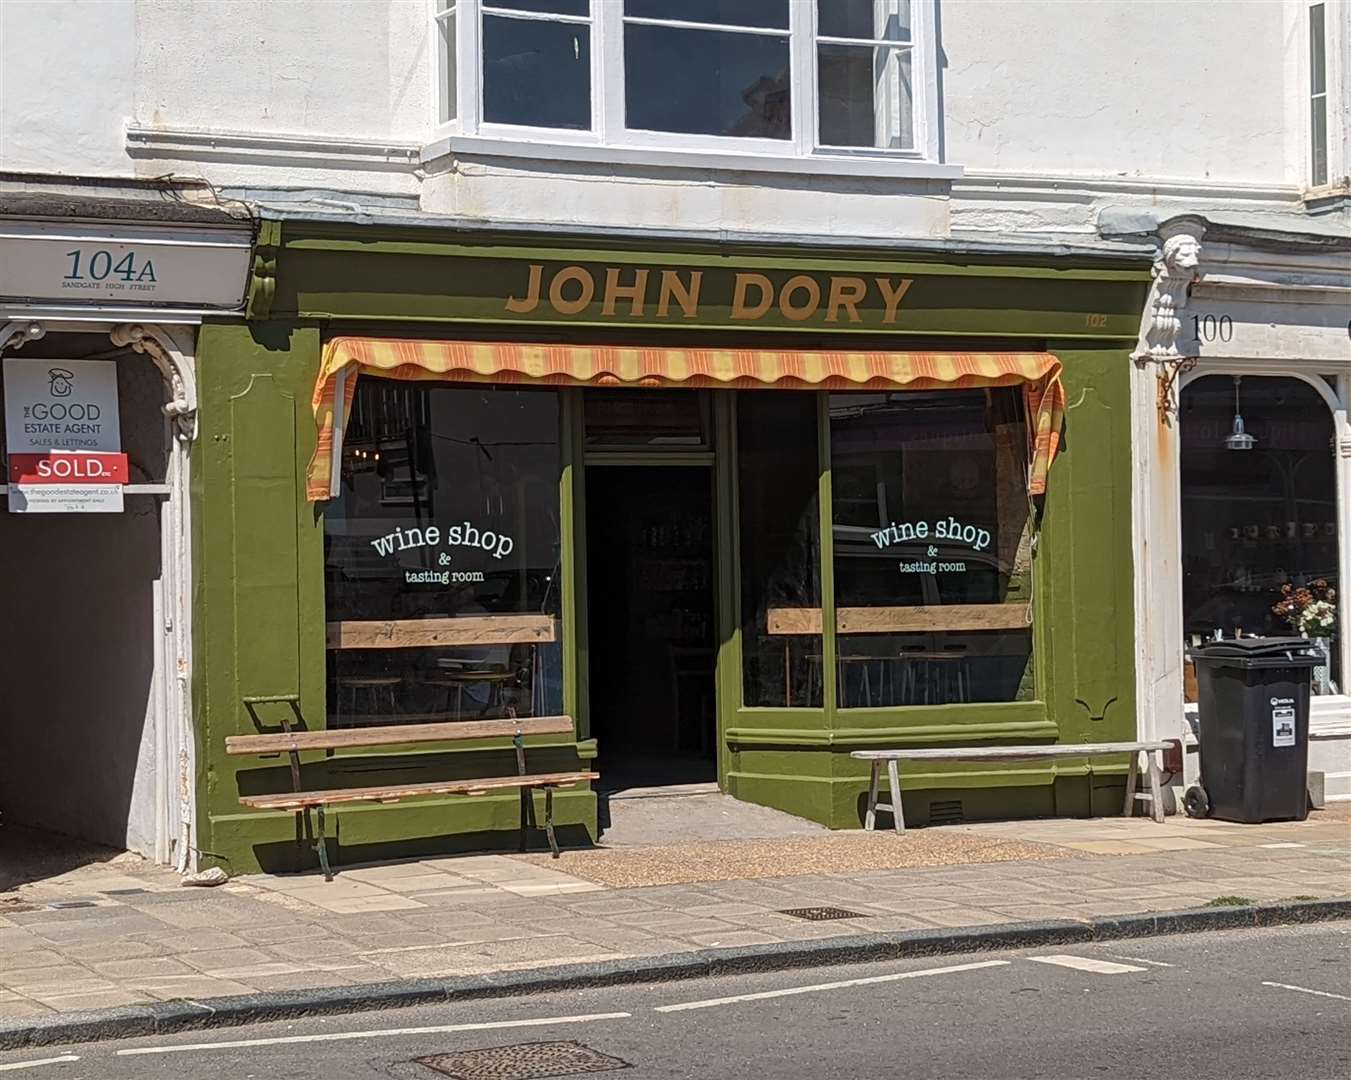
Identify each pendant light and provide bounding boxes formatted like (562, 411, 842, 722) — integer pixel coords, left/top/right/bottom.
(1223, 375, 1256, 451)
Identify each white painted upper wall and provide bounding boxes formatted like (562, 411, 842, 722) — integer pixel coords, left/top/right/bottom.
(1, 0, 1345, 238)
(942, 0, 1298, 184)
(131, 0, 430, 142)
(0, 0, 136, 176)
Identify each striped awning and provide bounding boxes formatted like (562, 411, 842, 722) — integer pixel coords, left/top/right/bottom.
(307, 338, 1066, 500)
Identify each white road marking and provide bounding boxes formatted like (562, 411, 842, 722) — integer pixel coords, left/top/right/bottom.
(653, 959, 1010, 1013)
(1262, 981, 1351, 1003)
(1102, 954, 1175, 969)
(1258, 842, 1305, 849)
(0, 1057, 79, 1072)
(114, 1011, 631, 1057)
(1029, 955, 1147, 975)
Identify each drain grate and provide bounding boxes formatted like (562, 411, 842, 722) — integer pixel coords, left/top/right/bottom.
(776, 906, 866, 921)
(101, 888, 150, 897)
(46, 900, 98, 910)
(414, 1041, 630, 1080)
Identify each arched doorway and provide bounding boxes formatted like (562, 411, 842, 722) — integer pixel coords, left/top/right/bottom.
(1179, 374, 1341, 695)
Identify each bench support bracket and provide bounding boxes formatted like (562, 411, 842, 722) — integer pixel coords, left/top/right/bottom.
(313, 806, 334, 882)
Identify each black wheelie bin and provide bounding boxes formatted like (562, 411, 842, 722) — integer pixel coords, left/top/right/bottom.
(1186, 637, 1321, 823)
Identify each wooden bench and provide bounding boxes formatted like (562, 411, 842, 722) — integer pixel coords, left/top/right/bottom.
(851, 741, 1174, 833)
(226, 711, 597, 879)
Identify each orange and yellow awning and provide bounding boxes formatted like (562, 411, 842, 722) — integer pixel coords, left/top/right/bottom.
(307, 338, 1065, 500)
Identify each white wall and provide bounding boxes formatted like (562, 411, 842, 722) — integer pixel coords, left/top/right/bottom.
(942, 0, 1299, 185)
(132, 0, 429, 142)
(0, 0, 136, 176)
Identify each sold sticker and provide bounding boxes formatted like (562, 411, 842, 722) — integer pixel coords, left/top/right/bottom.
(8, 451, 128, 485)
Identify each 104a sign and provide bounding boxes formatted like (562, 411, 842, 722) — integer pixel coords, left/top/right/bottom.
(63, 247, 157, 291)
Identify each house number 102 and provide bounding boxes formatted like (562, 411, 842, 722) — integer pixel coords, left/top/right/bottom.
(64, 248, 158, 283)
(1192, 313, 1233, 343)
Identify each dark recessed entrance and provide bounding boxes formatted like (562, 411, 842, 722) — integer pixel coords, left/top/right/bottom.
(585, 464, 717, 791)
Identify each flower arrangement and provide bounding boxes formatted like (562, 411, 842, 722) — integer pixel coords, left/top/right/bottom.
(1272, 580, 1337, 638)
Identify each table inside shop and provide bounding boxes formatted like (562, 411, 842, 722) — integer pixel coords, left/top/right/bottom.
(768, 604, 1032, 707)
(326, 614, 556, 724)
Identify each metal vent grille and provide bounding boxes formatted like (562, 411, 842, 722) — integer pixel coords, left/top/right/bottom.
(929, 799, 965, 825)
(414, 1041, 630, 1079)
(776, 906, 866, 921)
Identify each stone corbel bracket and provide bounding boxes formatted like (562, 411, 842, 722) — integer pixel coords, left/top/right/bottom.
(0, 320, 48, 355)
(1132, 224, 1205, 423)
(110, 324, 199, 442)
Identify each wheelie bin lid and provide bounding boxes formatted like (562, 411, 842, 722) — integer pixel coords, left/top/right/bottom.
(1189, 636, 1322, 668)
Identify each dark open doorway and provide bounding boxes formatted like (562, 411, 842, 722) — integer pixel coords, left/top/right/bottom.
(585, 465, 717, 792)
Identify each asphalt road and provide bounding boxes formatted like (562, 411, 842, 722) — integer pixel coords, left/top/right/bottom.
(2, 922, 1347, 1079)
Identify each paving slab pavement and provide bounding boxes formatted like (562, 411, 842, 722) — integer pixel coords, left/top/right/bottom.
(0, 808, 1347, 1021)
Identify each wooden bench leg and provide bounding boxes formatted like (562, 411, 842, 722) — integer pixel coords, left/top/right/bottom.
(1146, 751, 1165, 823)
(1123, 750, 1140, 818)
(313, 805, 333, 882)
(864, 760, 881, 831)
(887, 759, 905, 835)
(544, 786, 559, 859)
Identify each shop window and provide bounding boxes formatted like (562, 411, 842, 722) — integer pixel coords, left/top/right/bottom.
(1181, 375, 1341, 695)
(435, 1, 938, 164)
(324, 379, 564, 728)
(583, 389, 709, 449)
(738, 392, 822, 707)
(828, 389, 1034, 708)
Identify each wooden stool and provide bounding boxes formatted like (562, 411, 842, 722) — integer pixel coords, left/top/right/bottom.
(336, 676, 401, 722)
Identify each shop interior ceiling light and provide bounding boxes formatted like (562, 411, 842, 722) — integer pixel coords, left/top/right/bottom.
(1224, 375, 1256, 451)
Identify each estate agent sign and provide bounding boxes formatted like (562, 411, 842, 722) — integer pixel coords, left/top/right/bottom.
(4, 358, 125, 512)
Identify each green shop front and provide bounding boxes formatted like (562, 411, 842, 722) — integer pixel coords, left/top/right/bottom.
(197, 226, 1148, 874)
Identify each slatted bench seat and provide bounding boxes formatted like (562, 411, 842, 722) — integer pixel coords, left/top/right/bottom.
(852, 741, 1175, 834)
(226, 714, 596, 879)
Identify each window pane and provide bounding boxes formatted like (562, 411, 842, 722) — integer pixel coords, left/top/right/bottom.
(817, 0, 911, 42)
(325, 382, 564, 728)
(584, 390, 708, 448)
(1310, 4, 1326, 96)
(625, 0, 789, 30)
(625, 24, 791, 139)
(437, 7, 457, 124)
(739, 393, 822, 708)
(1312, 97, 1328, 187)
(486, 0, 589, 15)
(483, 15, 591, 129)
(830, 390, 1034, 709)
(818, 43, 913, 148)
(1180, 376, 1340, 695)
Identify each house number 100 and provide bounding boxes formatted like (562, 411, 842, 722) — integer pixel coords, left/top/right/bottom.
(64, 248, 158, 283)
(1192, 314, 1233, 343)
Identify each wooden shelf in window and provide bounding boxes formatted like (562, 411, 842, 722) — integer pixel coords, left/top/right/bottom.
(767, 604, 1032, 636)
(327, 615, 557, 650)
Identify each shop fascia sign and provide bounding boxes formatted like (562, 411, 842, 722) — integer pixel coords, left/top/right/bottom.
(4, 358, 126, 513)
(1184, 284, 1351, 364)
(369, 522, 516, 585)
(0, 220, 251, 310)
(503, 261, 915, 326)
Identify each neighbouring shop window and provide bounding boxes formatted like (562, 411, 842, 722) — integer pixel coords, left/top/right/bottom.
(738, 392, 822, 707)
(584, 389, 709, 448)
(829, 389, 1034, 708)
(1181, 375, 1341, 695)
(324, 379, 564, 727)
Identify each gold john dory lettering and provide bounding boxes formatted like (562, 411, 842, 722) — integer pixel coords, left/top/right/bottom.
(505, 263, 914, 324)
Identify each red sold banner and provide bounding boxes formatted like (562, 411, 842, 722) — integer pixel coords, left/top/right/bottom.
(8, 451, 129, 485)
